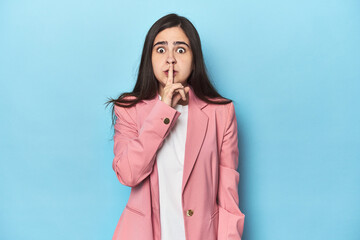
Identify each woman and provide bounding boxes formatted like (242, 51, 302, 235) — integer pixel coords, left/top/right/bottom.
(106, 13, 245, 240)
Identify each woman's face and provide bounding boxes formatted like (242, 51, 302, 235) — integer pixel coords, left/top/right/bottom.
(151, 26, 193, 88)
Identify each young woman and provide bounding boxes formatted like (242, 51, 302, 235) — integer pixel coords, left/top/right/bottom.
(106, 13, 245, 240)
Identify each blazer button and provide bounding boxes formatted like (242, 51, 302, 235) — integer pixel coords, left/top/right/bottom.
(186, 209, 194, 217)
(163, 118, 170, 124)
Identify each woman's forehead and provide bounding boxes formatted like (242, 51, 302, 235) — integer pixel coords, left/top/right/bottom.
(154, 27, 190, 44)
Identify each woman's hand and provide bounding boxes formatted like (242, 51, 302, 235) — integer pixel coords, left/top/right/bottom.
(161, 64, 190, 108)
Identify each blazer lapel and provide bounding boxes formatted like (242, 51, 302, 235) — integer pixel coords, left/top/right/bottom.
(182, 86, 208, 195)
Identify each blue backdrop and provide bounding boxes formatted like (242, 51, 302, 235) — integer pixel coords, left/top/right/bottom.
(1, 0, 359, 239)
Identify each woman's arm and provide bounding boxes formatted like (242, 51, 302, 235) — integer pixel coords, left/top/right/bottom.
(217, 102, 245, 239)
(112, 99, 180, 187)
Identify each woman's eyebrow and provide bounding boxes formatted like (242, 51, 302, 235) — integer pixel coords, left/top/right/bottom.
(153, 41, 190, 48)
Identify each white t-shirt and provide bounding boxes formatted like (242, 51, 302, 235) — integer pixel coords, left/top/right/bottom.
(156, 94, 188, 240)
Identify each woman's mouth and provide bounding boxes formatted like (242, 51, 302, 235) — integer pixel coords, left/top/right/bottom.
(164, 70, 177, 76)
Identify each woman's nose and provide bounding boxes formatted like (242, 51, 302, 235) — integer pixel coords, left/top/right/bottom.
(166, 52, 176, 64)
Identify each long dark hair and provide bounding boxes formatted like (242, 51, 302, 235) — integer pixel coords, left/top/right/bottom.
(105, 13, 232, 126)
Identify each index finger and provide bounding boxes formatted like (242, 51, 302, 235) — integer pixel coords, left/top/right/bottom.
(167, 64, 174, 84)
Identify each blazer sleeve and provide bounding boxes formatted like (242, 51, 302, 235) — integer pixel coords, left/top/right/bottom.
(217, 102, 245, 239)
(112, 99, 181, 187)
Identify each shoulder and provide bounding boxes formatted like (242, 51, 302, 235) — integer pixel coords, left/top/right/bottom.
(206, 96, 235, 112)
(114, 95, 139, 120)
(204, 98, 236, 126)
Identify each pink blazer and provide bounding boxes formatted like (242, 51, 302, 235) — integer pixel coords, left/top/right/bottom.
(112, 85, 245, 240)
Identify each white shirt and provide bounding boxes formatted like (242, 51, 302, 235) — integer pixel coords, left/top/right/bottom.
(156, 94, 188, 240)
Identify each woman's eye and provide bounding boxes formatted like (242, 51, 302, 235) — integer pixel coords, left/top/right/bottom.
(157, 47, 165, 53)
(177, 48, 186, 54)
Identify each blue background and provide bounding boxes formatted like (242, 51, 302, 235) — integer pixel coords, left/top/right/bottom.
(1, 0, 359, 239)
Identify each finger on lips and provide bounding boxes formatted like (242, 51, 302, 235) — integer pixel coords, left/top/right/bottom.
(165, 64, 188, 105)
(168, 64, 174, 84)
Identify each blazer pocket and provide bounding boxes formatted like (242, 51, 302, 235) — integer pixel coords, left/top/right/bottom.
(125, 205, 145, 217)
